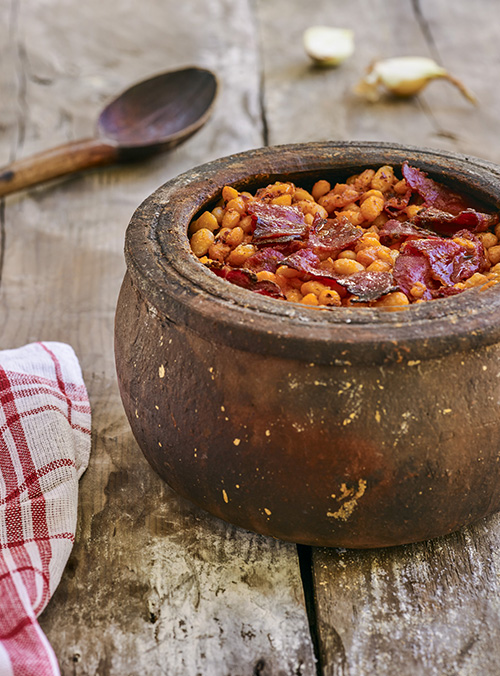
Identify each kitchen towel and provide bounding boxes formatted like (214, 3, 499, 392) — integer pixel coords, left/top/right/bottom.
(0, 342, 91, 676)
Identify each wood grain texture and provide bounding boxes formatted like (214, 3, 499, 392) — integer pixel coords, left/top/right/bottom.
(255, 0, 500, 673)
(0, 0, 316, 674)
(311, 516, 500, 676)
(4, 0, 500, 674)
(257, 0, 499, 160)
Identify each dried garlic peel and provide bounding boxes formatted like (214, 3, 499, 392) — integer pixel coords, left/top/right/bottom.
(303, 26, 354, 67)
(356, 56, 477, 103)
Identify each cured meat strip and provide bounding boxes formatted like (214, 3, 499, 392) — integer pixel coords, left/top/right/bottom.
(282, 249, 397, 302)
(306, 215, 364, 256)
(378, 218, 434, 245)
(402, 162, 471, 215)
(208, 263, 284, 298)
(413, 206, 498, 235)
(248, 202, 306, 241)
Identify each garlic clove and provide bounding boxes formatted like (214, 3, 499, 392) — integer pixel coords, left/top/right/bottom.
(374, 57, 447, 95)
(355, 56, 477, 103)
(303, 26, 355, 67)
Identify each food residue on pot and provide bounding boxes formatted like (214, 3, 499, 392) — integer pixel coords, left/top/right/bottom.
(189, 163, 500, 308)
(327, 479, 367, 521)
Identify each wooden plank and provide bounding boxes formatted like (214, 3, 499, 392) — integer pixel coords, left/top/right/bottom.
(256, 0, 431, 147)
(0, 0, 317, 674)
(413, 0, 500, 163)
(256, 0, 500, 674)
(311, 520, 500, 676)
(256, 0, 492, 156)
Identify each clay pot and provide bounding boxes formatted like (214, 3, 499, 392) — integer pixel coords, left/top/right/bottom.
(115, 142, 500, 548)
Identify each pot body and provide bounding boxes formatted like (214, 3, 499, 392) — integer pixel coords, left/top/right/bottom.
(115, 142, 500, 547)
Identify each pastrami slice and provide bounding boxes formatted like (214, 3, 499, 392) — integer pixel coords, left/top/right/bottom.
(413, 206, 498, 235)
(306, 215, 364, 256)
(248, 202, 306, 240)
(402, 162, 470, 215)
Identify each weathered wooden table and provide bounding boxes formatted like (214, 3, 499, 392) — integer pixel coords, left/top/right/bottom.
(2, 1, 500, 674)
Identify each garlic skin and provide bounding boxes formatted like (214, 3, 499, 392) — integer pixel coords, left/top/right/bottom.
(356, 56, 477, 103)
(303, 26, 355, 67)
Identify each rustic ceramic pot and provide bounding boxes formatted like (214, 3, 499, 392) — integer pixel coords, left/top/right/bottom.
(115, 141, 500, 548)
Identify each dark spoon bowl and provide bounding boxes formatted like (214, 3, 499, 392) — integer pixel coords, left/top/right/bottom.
(98, 67, 218, 154)
(115, 141, 500, 548)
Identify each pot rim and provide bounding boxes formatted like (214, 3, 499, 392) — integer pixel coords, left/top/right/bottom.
(124, 141, 500, 364)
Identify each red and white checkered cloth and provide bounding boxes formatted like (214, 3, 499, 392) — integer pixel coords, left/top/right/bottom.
(0, 342, 91, 676)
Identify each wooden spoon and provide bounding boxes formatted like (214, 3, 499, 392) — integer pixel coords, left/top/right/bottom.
(0, 66, 218, 196)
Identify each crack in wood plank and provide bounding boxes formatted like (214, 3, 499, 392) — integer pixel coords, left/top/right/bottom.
(410, 0, 461, 146)
(249, 0, 269, 146)
(0, 202, 5, 288)
(297, 544, 328, 676)
(410, 0, 441, 62)
(9, 0, 28, 157)
(259, 68, 270, 147)
(416, 96, 461, 144)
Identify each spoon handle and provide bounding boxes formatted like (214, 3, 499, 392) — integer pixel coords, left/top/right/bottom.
(0, 138, 119, 197)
